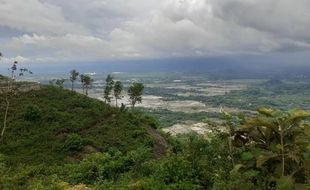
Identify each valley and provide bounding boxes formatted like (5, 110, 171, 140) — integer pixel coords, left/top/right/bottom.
(28, 72, 310, 136)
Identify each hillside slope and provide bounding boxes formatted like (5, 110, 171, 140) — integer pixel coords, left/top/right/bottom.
(0, 86, 167, 166)
(1, 85, 308, 190)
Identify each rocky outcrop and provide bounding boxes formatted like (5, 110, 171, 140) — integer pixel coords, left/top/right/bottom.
(0, 81, 41, 93)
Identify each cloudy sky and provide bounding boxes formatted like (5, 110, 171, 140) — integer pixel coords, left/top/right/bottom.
(1, 0, 310, 64)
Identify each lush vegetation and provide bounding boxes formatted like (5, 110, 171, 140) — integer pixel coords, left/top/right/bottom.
(0, 83, 309, 189)
(0, 86, 162, 188)
(0, 63, 309, 189)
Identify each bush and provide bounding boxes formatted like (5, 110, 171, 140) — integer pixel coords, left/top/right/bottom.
(213, 167, 265, 190)
(65, 148, 152, 185)
(0, 164, 63, 190)
(155, 156, 192, 184)
(63, 134, 84, 153)
(23, 105, 41, 121)
(143, 115, 160, 129)
(0, 154, 5, 169)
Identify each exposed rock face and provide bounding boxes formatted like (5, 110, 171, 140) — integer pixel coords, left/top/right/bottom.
(14, 83, 41, 92)
(0, 81, 41, 93)
(144, 125, 170, 159)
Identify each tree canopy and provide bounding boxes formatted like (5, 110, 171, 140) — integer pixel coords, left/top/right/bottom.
(128, 82, 144, 108)
(103, 74, 114, 103)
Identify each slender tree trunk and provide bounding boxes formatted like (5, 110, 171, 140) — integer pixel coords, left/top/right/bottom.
(132, 101, 135, 109)
(223, 123, 234, 166)
(86, 87, 88, 96)
(1, 79, 11, 143)
(115, 98, 118, 107)
(71, 81, 74, 91)
(228, 136, 235, 166)
(280, 125, 285, 176)
(1, 98, 9, 143)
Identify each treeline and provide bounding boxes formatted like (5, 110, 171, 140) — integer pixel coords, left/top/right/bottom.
(50, 70, 145, 108)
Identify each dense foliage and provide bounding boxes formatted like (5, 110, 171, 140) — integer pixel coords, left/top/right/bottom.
(0, 85, 309, 189)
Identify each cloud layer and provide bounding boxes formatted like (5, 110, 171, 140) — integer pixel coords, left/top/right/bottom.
(1, 0, 310, 63)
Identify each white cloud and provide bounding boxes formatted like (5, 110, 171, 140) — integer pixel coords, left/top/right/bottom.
(0, 0, 310, 63)
(0, 0, 88, 35)
(0, 55, 30, 64)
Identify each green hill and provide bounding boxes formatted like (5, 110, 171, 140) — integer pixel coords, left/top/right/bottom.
(0, 86, 170, 189)
(0, 86, 167, 164)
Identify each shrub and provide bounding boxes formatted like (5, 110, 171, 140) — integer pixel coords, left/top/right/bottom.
(0, 154, 5, 169)
(143, 115, 160, 129)
(155, 156, 192, 184)
(23, 105, 41, 121)
(63, 134, 84, 153)
(65, 148, 148, 185)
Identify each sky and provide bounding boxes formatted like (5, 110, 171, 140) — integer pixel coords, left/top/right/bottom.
(0, 0, 310, 65)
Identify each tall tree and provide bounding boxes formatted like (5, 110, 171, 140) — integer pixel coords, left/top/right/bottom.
(83, 75, 93, 96)
(55, 79, 66, 88)
(128, 82, 144, 109)
(80, 74, 86, 94)
(103, 74, 114, 103)
(49, 79, 66, 88)
(70, 70, 79, 91)
(113, 81, 123, 107)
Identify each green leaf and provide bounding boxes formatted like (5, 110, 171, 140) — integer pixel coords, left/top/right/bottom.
(287, 151, 300, 163)
(276, 144, 283, 151)
(274, 163, 283, 177)
(288, 110, 310, 121)
(276, 176, 294, 190)
(269, 143, 279, 152)
(241, 152, 254, 161)
(247, 117, 278, 133)
(251, 148, 262, 157)
(304, 126, 310, 136)
(231, 164, 244, 173)
(257, 108, 277, 117)
(256, 152, 278, 168)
